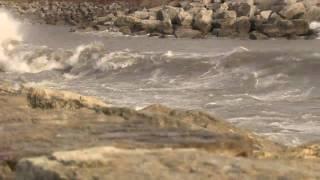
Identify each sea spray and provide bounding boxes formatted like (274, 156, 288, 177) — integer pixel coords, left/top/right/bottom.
(310, 21, 320, 39)
(0, 10, 68, 73)
(0, 10, 22, 43)
(0, 10, 24, 72)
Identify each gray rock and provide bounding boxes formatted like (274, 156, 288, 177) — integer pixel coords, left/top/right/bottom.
(114, 16, 141, 28)
(157, 21, 174, 34)
(213, 10, 237, 37)
(306, 6, 320, 22)
(276, 19, 296, 36)
(119, 26, 132, 35)
(157, 9, 171, 21)
(231, 2, 252, 17)
(133, 10, 150, 20)
(258, 23, 281, 37)
(95, 14, 115, 25)
(179, 0, 192, 10)
(302, 0, 320, 9)
(268, 12, 284, 23)
(177, 10, 194, 27)
(279, 2, 306, 19)
(249, 31, 269, 40)
(260, 10, 272, 20)
(141, 19, 162, 33)
(193, 8, 213, 33)
(236, 16, 251, 36)
(174, 27, 203, 38)
(164, 6, 182, 24)
(292, 19, 310, 35)
(156, 9, 174, 34)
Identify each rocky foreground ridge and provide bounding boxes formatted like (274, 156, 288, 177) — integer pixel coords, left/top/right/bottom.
(1, 0, 320, 39)
(0, 81, 320, 179)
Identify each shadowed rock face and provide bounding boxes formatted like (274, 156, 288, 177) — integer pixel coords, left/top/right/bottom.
(0, 82, 319, 179)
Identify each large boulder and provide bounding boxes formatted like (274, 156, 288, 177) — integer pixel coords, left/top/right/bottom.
(302, 0, 320, 9)
(230, 2, 252, 17)
(114, 16, 146, 33)
(114, 16, 141, 28)
(235, 16, 251, 36)
(268, 12, 284, 23)
(214, 10, 237, 24)
(258, 23, 281, 37)
(257, 18, 307, 38)
(0, 163, 13, 180)
(260, 10, 272, 20)
(306, 6, 320, 22)
(132, 10, 150, 20)
(193, 8, 213, 33)
(213, 10, 237, 37)
(140, 19, 181, 35)
(249, 31, 269, 40)
(279, 2, 306, 19)
(202, 0, 212, 6)
(254, 0, 285, 11)
(164, 6, 182, 24)
(156, 8, 171, 21)
(141, 19, 162, 33)
(94, 14, 116, 25)
(292, 19, 310, 35)
(177, 10, 194, 27)
(276, 19, 296, 36)
(174, 27, 203, 38)
(156, 9, 174, 34)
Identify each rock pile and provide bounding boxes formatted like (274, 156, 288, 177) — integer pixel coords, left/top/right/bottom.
(2, 0, 320, 39)
(113, 0, 320, 39)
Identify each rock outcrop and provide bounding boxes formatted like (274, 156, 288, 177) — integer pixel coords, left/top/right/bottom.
(1, 0, 319, 39)
(16, 146, 320, 180)
(1, 82, 320, 179)
(27, 87, 109, 110)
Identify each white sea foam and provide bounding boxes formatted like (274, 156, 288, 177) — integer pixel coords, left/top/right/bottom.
(310, 21, 320, 39)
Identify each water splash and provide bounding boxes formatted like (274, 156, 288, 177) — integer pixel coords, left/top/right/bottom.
(0, 10, 22, 43)
(0, 10, 24, 72)
(310, 21, 320, 39)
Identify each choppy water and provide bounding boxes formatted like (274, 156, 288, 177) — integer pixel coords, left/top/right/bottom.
(1, 10, 320, 146)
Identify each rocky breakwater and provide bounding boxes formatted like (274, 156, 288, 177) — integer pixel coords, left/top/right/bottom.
(114, 0, 320, 39)
(2, 0, 320, 39)
(0, 81, 320, 179)
(0, 0, 129, 31)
